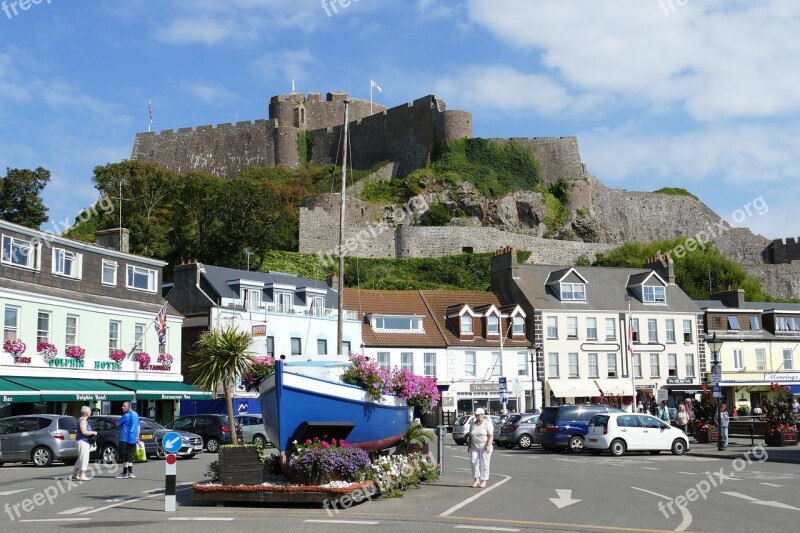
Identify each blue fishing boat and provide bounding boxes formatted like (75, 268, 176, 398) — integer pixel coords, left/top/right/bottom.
(258, 359, 412, 453)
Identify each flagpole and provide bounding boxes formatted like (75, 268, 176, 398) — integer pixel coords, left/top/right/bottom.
(629, 298, 636, 412)
(370, 81, 373, 115)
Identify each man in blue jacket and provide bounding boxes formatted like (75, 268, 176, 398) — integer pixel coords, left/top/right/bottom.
(116, 401, 140, 479)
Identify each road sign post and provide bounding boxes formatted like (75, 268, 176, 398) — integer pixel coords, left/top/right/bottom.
(162, 431, 182, 512)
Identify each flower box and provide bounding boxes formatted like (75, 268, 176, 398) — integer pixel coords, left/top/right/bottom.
(765, 430, 798, 447)
(692, 422, 719, 443)
(219, 446, 263, 486)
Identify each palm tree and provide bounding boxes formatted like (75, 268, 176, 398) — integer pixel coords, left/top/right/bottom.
(190, 326, 254, 446)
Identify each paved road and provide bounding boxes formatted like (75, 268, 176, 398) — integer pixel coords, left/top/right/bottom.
(2, 438, 800, 532)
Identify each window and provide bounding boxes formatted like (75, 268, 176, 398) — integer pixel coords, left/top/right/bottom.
(783, 349, 793, 371)
(605, 318, 616, 341)
(53, 248, 81, 278)
(66, 315, 79, 348)
(728, 316, 740, 330)
(668, 353, 678, 377)
(2, 235, 39, 269)
(568, 353, 579, 378)
(401, 352, 413, 372)
(790, 318, 799, 331)
(311, 296, 325, 317)
(685, 353, 695, 377)
(586, 317, 597, 340)
(133, 323, 145, 352)
(649, 353, 660, 378)
(561, 282, 586, 301)
(342, 341, 351, 354)
(465, 351, 476, 377)
(750, 316, 760, 330)
(317, 339, 327, 355)
(4, 306, 19, 341)
(756, 349, 766, 371)
(733, 349, 744, 370)
(777, 317, 788, 331)
(547, 316, 558, 339)
(643, 285, 666, 303)
(666, 319, 675, 343)
(460, 315, 473, 334)
(604, 353, 617, 378)
(377, 352, 390, 368)
(491, 351, 502, 377)
(633, 353, 642, 378)
(424, 353, 436, 376)
(266, 336, 274, 356)
(244, 289, 261, 311)
(631, 319, 640, 342)
(109, 320, 121, 350)
(291, 337, 302, 356)
(102, 260, 117, 285)
(36, 311, 50, 345)
(277, 292, 294, 314)
(567, 316, 578, 339)
(373, 316, 422, 331)
(513, 316, 524, 335)
(548, 352, 559, 378)
(683, 320, 693, 343)
(517, 351, 528, 376)
(647, 319, 658, 343)
(588, 353, 599, 378)
(126, 265, 157, 292)
(487, 315, 499, 335)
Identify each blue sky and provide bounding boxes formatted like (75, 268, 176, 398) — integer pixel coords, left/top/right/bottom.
(2, 0, 799, 239)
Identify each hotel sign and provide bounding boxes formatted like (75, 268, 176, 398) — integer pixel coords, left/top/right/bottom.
(252, 325, 267, 337)
(667, 378, 694, 385)
(764, 373, 800, 382)
(469, 383, 497, 392)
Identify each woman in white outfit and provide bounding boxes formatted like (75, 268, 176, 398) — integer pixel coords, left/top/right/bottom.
(468, 408, 493, 488)
(73, 406, 97, 481)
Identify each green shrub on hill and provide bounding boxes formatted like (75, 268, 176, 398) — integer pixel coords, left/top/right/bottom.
(653, 187, 698, 201)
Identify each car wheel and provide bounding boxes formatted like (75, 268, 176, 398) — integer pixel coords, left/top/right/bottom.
(253, 434, 268, 447)
(649, 451, 661, 455)
(453, 439, 464, 446)
(568, 436, 585, 454)
(517, 434, 533, 449)
(156, 443, 166, 459)
(102, 444, 119, 464)
(31, 446, 53, 467)
(589, 449, 602, 456)
(205, 437, 221, 453)
(609, 439, 626, 457)
(671, 439, 687, 456)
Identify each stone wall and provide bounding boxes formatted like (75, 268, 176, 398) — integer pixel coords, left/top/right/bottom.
(743, 263, 800, 300)
(489, 136, 585, 187)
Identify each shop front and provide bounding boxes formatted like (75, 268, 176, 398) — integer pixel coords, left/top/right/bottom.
(546, 380, 599, 407)
(455, 383, 520, 415)
(0, 378, 42, 417)
(2, 376, 134, 417)
(665, 379, 704, 409)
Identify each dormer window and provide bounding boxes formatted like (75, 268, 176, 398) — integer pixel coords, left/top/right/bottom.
(749, 316, 760, 330)
(513, 316, 524, 335)
(244, 289, 261, 311)
(727, 316, 740, 330)
(460, 315, 473, 334)
(372, 315, 422, 332)
(643, 285, 666, 303)
(276, 292, 293, 314)
(561, 283, 586, 301)
(53, 248, 82, 279)
(487, 315, 499, 335)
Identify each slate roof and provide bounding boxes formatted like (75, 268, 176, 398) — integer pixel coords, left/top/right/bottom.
(695, 300, 800, 312)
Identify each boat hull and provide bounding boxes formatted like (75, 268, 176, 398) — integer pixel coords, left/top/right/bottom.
(258, 361, 412, 453)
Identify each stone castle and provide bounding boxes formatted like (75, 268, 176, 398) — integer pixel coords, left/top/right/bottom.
(130, 91, 800, 299)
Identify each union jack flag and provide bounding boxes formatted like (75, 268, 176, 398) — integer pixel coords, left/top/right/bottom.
(154, 306, 167, 346)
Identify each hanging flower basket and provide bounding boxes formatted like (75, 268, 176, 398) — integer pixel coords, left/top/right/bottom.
(4, 338, 27, 357)
(109, 349, 127, 363)
(37, 342, 58, 362)
(157, 353, 173, 369)
(134, 352, 151, 368)
(65, 345, 85, 360)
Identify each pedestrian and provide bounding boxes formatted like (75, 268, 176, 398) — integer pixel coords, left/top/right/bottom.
(715, 402, 730, 449)
(657, 401, 670, 423)
(467, 408, 493, 489)
(675, 404, 689, 434)
(752, 404, 763, 417)
(637, 401, 644, 413)
(792, 398, 800, 414)
(115, 401, 140, 479)
(73, 406, 97, 481)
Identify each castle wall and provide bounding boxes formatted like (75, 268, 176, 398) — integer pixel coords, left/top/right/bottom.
(489, 137, 585, 187)
(744, 263, 800, 300)
(766, 237, 800, 264)
(268, 92, 383, 132)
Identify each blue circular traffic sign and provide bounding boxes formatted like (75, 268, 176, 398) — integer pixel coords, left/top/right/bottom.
(162, 431, 183, 454)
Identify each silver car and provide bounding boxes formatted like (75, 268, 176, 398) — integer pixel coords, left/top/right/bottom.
(497, 413, 539, 449)
(234, 414, 270, 447)
(452, 414, 500, 445)
(0, 414, 80, 467)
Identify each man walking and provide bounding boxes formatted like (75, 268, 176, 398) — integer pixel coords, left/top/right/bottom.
(116, 401, 140, 479)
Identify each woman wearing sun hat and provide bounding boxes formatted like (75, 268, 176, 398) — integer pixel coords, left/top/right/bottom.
(467, 408, 494, 488)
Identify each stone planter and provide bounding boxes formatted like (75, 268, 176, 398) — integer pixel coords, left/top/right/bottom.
(219, 446, 263, 486)
(764, 431, 798, 447)
(693, 425, 719, 444)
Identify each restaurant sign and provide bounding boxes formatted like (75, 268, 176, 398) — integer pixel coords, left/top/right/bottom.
(469, 383, 497, 392)
(764, 373, 800, 382)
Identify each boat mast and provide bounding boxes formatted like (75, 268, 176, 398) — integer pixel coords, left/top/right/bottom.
(337, 101, 349, 355)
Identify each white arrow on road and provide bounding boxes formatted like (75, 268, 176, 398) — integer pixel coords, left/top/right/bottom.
(722, 492, 800, 511)
(549, 489, 581, 509)
(164, 435, 181, 450)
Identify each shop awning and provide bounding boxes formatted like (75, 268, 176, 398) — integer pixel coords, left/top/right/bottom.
(593, 379, 631, 396)
(106, 380, 212, 401)
(790, 385, 800, 395)
(3, 377, 134, 402)
(548, 380, 599, 398)
(0, 378, 41, 403)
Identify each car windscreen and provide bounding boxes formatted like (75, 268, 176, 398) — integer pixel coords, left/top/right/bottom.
(589, 415, 609, 426)
(143, 418, 165, 429)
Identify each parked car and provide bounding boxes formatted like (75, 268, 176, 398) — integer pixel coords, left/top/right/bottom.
(585, 412, 690, 456)
(234, 414, 270, 447)
(0, 414, 79, 467)
(452, 414, 500, 445)
(88, 415, 204, 463)
(497, 413, 539, 449)
(534, 404, 623, 453)
(164, 414, 243, 453)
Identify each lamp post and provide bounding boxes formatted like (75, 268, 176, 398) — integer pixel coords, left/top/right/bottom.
(531, 343, 542, 413)
(707, 333, 725, 451)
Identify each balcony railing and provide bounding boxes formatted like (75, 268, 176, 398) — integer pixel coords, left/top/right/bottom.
(225, 301, 358, 321)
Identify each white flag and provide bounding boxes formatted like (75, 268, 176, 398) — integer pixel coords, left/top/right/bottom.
(370, 79, 382, 92)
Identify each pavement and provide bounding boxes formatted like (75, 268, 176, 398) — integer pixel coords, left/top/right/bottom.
(689, 434, 800, 464)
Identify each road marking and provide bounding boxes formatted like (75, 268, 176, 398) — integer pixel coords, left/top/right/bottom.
(455, 526, 520, 532)
(19, 518, 91, 523)
(169, 518, 235, 521)
(439, 475, 512, 517)
(641, 467, 661, 471)
(142, 487, 164, 493)
(759, 482, 783, 487)
(58, 507, 94, 515)
(676, 472, 697, 475)
(631, 487, 693, 532)
(305, 519, 379, 525)
(722, 492, 800, 511)
(549, 489, 581, 509)
(0, 489, 33, 496)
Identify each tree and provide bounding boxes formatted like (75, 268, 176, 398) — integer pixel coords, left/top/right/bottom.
(189, 327, 254, 446)
(0, 167, 50, 229)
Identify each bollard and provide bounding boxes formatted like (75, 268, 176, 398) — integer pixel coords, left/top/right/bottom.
(435, 424, 447, 476)
(749, 423, 754, 447)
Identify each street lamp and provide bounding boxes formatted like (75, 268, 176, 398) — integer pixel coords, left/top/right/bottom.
(531, 343, 542, 413)
(707, 333, 725, 451)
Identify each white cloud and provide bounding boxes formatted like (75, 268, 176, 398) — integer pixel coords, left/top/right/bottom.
(181, 81, 238, 104)
(250, 50, 316, 85)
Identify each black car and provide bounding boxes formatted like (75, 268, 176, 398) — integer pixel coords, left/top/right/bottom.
(164, 414, 243, 453)
(88, 415, 203, 463)
(534, 404, 623, 453)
